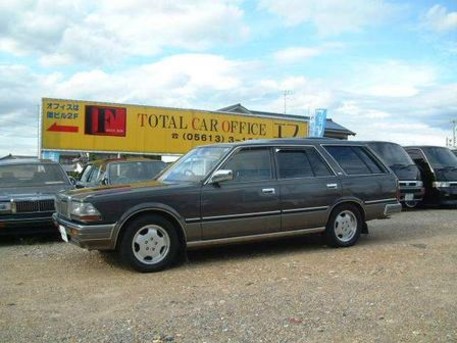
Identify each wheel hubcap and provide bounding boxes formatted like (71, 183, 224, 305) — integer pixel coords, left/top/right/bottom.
(132, 225, 170, 264)
(334, 210, 357, 242)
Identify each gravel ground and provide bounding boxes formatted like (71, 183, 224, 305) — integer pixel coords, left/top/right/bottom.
(1, 209, 456, 343)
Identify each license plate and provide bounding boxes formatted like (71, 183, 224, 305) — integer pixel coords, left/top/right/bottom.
(405, 193, 414, 201)
(59, 225, 69, 243)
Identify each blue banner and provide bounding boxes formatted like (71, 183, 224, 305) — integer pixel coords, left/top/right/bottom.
(309, 108, 327, 137)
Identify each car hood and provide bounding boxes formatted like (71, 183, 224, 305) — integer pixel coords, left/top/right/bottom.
(60, 180, 200, 201)
(434, 167, 457, 181)
(0, 184, 73, 200)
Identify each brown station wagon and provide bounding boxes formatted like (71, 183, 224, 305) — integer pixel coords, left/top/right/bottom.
(53, 139, 401, 272)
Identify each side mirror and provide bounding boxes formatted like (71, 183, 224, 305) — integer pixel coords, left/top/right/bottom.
(210, 169, 233, 184)
(75, 181, 85, 189)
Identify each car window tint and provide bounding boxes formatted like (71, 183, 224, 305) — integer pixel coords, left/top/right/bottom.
(325, 146, 384, 175)
(87, 165, 101, 184)
(353, 147, 384, 173)
(306, 148, 333, 176)
(406, 149, 424, 162)
(223, 148, 272, 182)
(276, 147, 332, 179)
(277, 150, 313, 178)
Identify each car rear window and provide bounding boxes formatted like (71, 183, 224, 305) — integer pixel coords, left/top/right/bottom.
(0, 163, 69, 187)
(324, 146, 386, 175)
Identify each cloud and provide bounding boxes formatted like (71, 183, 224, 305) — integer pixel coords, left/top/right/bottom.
(346, 60, 437, 97)
(258, 0, 397, 36)
(273, 42, 344, 63)
(0, 0, 249, 66)
(422, 5, 457, 32)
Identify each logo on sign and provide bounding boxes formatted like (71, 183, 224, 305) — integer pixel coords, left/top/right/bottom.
(85, 106, 127, 137)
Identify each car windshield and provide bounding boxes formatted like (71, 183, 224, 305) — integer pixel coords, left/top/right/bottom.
(368, 142, 414, 167)
(423, 147, 457, 169)
(0, 163, 69, 187)
(158, 146, 230, 182)
(108, 161, 166, 184)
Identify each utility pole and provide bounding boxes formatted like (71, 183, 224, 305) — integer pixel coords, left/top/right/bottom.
(452, 119, 457, 148)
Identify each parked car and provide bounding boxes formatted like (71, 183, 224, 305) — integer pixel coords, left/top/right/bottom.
(0, 159, 73, 234)
(404, 146, 457, 206)
(76, 158, 167, 188)
(365, 141, 424, 208)
(53, 138, 401, 272)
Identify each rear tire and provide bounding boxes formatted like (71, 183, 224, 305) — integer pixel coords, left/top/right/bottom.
(325, 204, 362, 248)
(119, 215, 180, 272)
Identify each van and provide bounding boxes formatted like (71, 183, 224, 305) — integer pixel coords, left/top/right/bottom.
(366, 141, 424, 208)
(404, 146, 457, 206)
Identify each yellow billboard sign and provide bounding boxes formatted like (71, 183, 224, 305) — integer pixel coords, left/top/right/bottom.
(41, 98, 309, 154)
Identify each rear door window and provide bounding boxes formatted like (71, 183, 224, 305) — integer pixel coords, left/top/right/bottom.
(324, 146, 385, 175)
(276, 147, 332, 179)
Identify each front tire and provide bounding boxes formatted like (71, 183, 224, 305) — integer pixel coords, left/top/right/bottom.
(403, 200, 418, 209)
(325, 204, 362, 248)
(119, 215, 180, 272)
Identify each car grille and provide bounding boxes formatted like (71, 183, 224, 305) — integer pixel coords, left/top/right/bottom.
(14, 199, 55, 213)
(399, 181, 422, 187)
(55, 197, 70, 218)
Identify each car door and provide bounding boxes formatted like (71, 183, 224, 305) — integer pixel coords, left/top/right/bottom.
(275, 146, 342, 230)
(201, 146, 281, 240)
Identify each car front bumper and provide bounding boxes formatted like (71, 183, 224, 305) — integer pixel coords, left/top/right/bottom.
(399, 185, 424, 204)
(52, 213, 117, 250)
(434, 187, 457, 206)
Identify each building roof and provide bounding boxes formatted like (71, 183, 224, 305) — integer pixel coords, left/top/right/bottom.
(218, 103, 355, 139)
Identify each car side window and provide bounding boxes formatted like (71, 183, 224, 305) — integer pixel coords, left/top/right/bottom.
(87, 165, 102, 184)
(325, 146, 385, 175)
(276, 147, 332, 179)
(222, 148, 272, 182)
(406, 149, 431, 174)
(79, 165, 93, 182)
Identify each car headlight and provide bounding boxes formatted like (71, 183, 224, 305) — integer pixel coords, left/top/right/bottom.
(433, 181, 451, 188)
(69, 201, 102, 222)
(0, 201, 12, 214)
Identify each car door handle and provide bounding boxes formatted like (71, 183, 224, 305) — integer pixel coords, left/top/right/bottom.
(262, 188, 276, 194)
(326, 183, 338, 189)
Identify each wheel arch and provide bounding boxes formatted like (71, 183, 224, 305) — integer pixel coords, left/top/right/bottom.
(113, 205, 187, 251)
(329, 199, 367, 232)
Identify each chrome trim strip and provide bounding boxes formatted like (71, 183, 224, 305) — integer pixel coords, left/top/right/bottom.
(185, 217, 201, 223)
(188, 205, 330, 223)
(399, 180, 422, 186)
(187, 227, 325, 249)
(282, 206, 329, 214)
(364, 198, 398, 205)
(55, 215, 115, 233)
(202, 210, 281, 221)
